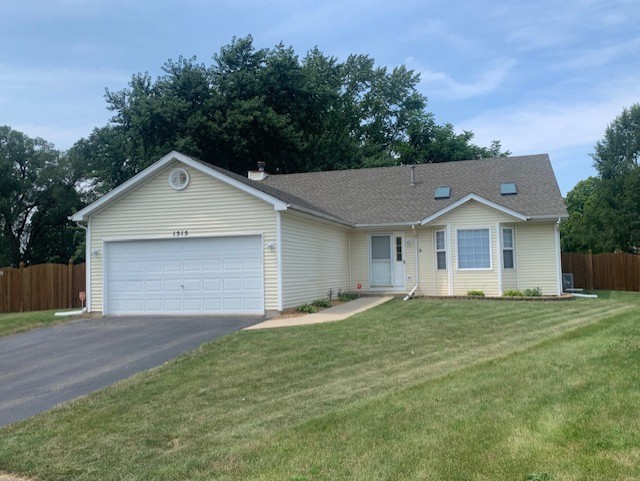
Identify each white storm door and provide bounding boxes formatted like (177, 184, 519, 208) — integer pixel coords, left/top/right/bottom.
(370, 235, 393, 287)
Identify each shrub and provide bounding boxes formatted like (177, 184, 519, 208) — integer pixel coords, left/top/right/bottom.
(312, 298, 332, 308)
(296, 304, 317, 313)
(338, 292, 358, 302)
(503, 289, 524, 297)
(467, 290, 485, 297)
(523, 287, 543, 297)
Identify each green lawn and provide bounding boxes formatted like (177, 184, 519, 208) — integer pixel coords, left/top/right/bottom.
(0, 310, 69, 337)
(1, 293, 639, 480)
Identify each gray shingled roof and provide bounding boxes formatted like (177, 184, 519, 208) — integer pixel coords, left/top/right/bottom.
(258, 154, 568, 225)
(197, 153, 567, 226)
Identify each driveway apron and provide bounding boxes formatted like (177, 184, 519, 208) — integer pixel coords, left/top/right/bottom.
(0, 315, 261, 427)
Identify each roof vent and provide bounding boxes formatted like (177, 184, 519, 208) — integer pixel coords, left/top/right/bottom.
(434, 186, 451, 199)
(410, 165, 416, 187)
(168, 168, 190, 190)
(500, 182, 517, 195)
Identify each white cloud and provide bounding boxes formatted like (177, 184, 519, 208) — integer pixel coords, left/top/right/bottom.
(413, 59, 516, 100)
(457, 88, 640, 156)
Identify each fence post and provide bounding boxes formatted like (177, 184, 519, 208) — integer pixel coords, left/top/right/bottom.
(68, 259, 74, 308)
(19, 261, 25, 312)
(587, 251, 594, 290)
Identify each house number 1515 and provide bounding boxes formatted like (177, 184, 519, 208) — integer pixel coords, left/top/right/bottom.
(173, 230, 189, 237)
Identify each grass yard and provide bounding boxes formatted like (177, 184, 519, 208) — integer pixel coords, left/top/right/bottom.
(0, 292, 639, 480)
(0, 310, 66, 337)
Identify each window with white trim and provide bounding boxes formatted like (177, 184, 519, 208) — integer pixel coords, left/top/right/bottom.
(435, 230, 446, 270)
(457, 229, 491, 269)
(502, 227, 515, 269)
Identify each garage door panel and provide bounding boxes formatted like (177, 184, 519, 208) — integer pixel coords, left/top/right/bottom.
(202, 254, 222, 274)
(164, 259, 182, 272)
(145, 261, 162, 273)
(106, 236, 264, 315)
(145, 299, 163, 311)
(183, 278, 202, 291)
(244, 298, 263, 310)
(183, 259, 203, 272)
(223, 277, 242, 291)
(203, 298, 222, 310)
(244, 277, 262, 291)
(164, 278, 182, 291)
(203, 278, 221, 292)
(224, 298, 242, 310)
(163, 298, 182, 311)
(223, 257, 242, 270)
(145, 280, 163, 293)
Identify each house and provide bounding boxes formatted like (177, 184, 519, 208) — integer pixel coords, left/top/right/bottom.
(71, 151, 568, 316)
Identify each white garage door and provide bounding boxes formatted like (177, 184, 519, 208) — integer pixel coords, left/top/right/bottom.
(105, 236, 263, 315)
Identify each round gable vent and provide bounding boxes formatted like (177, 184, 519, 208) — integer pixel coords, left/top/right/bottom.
(169, 168, 190, 190)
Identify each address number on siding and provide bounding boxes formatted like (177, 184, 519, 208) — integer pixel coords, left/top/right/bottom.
(173, 230, 189, 237)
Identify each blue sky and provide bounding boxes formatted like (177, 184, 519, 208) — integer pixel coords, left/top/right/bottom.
(1, 0, 639, 194)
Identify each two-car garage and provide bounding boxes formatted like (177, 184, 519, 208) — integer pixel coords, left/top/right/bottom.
(104, 236, 264, 316)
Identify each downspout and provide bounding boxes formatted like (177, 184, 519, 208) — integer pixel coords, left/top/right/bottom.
(555, 217, 563, 296)
(75, 220, 90, 312)
(404, 224, 420, 301)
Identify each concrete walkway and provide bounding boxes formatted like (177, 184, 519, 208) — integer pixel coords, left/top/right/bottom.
(246, 296, 393, 329)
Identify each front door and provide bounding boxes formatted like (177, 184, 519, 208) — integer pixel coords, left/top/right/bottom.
(370, 234, 405, 289)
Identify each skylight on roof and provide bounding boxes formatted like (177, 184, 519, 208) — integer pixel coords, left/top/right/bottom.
(434, 186, 451, 199)
(500, 182, 517, 195)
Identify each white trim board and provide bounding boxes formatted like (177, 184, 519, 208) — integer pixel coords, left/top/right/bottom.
(421, 193, 527, 225)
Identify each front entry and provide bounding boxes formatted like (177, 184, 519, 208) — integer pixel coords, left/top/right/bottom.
(370, 233, 405, 289)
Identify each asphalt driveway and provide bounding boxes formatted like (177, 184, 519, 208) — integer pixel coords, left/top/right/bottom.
(0, 315, 262, 427)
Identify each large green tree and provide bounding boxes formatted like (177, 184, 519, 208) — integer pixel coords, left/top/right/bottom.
(562, 103, 640, 253)
(74, 35, 508, 193)
(0, 126, 84, 266)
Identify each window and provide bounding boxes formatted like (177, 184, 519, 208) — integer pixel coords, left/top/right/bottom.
(435, 230, 446, 270)
(396, 236, 403, 261)
(500, 182, 517, 195)
(502, 228, 515, 269)
(457, 229, 490, 269)
(434, 186, 451, 199)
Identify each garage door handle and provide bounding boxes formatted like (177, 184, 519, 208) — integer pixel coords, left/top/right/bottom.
(181, 284, 184, 288)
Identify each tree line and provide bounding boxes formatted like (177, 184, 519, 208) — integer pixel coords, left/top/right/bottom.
(1, 35, 508, 267)
(561, 103, 640, 254)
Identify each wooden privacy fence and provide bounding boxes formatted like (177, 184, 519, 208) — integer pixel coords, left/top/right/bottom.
(562, 252, 640, 292)
(0, 261, 86, 313)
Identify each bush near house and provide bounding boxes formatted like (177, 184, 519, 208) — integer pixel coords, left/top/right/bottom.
(466, 290, 485, 297)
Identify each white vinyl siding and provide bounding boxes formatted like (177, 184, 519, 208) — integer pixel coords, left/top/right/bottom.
(435, 200, 519, 296)
(89, 161, 278, 313)
(280, 211, 350, 308)
(516, 222, 560, 295)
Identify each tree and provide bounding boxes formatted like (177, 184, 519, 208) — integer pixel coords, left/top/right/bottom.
(0, 126, 84, 266)
(72, 35, 508, 193)
(562, 103, 640, 253)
